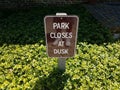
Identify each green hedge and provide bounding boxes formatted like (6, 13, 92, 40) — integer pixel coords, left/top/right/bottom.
(0, 42, 120, 90)
(0, 5, 120, 90)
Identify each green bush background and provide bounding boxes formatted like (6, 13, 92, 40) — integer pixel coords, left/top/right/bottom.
(0, 5, 120, 90)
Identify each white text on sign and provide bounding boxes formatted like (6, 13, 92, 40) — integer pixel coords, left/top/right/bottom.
(52, 22, 72, 55)
(50, 32, 72, 39)
(54, 49, 68, 54)
(53, 22, 69, 29)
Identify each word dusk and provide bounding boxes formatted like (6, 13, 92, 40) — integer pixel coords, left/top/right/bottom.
(54, 49, 68, 54)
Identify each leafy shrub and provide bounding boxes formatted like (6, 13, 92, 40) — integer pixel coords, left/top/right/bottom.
(0, 44, 57, 89)
(0, 42, 120, 90)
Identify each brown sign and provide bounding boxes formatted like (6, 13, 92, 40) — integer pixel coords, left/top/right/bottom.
(44, 15, 79, 57)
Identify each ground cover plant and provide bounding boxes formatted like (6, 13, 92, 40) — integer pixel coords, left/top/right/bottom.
(0, 4, 120, 90)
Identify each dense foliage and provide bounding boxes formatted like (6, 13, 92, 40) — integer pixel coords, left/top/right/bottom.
(0, 4, 120, 90)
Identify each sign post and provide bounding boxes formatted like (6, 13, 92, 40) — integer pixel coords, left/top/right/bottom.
(58, 58, 66, 71)
(44, 13, 79, 71)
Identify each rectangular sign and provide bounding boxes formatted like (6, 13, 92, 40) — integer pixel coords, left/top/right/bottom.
(44, 15, 79, 57)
